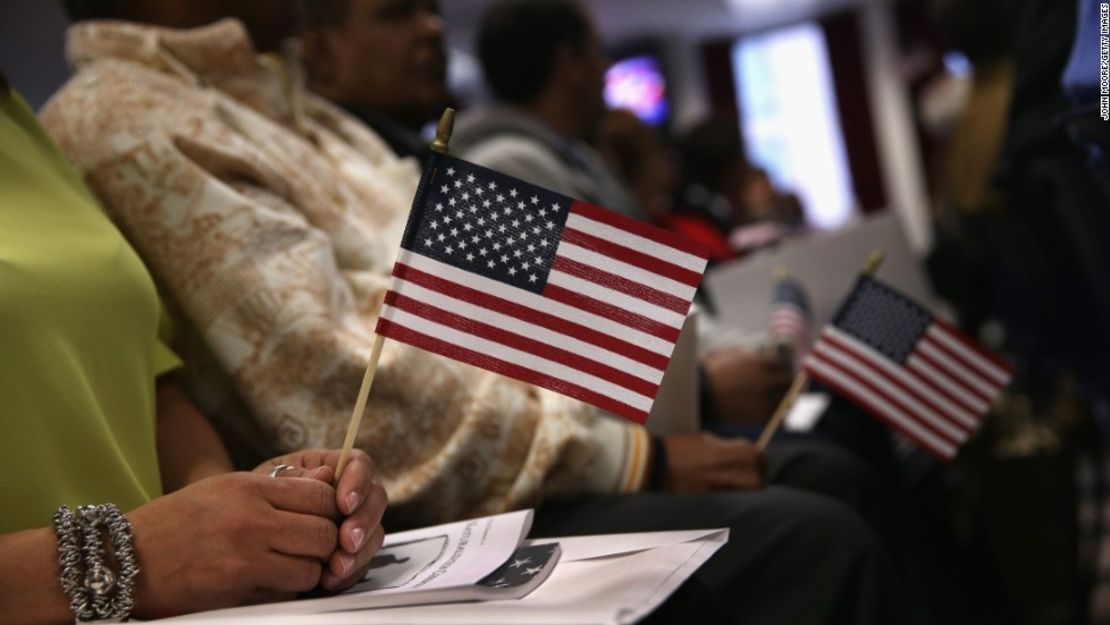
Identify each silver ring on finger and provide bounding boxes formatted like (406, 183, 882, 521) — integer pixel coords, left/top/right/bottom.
(268, 464, 296, 478)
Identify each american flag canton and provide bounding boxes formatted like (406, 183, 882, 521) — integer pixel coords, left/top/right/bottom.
(407, 159, 571, 294)
(803, 276, 1013, 461)
(378, 153, 710, 424)
(833, 278, 930, 362)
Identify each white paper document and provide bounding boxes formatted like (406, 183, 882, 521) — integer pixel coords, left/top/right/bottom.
(534, 527, 726, 562)
(160, 512, 728, 625)
(784, 392, 831, 432)
(297, 530, 729, 625)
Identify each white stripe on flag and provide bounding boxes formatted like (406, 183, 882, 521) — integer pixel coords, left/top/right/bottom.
(824, 327, 978, 428)
(388, 277, 666, 385)
(379, 304, 655, 412)
(398, 251, 676, 356)
(805, 356, 958, 458)
(925, 325, 1010, 384)
(906, 355, 990, 414)
(811, 342, 968, 441)
(546, 270, 687, 329)
(565, 213, 706, 272)
(556, 241, 698, 301)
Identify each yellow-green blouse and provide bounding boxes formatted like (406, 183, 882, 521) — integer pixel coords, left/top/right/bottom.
(0, 90, 180, 533)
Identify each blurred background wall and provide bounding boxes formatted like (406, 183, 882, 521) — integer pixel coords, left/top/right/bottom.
(0, 2, 70, 110)
(0, 0, 941, 254)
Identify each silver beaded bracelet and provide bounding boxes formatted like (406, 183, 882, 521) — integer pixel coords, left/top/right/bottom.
(53, 504, 140, 622)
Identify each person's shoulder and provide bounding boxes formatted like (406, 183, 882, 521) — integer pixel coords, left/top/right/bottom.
(48, 58, 207, 116)
(462, 134, 566, 177)
(463, 135, 577, 192)
(41, 60, 210, 158)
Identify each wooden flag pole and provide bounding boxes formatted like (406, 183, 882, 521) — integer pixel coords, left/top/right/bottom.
(334, 333, 386, 479)
(754, 372, 809, 449)
(335, 108, 456, 480)
(755, 249, 885, 450)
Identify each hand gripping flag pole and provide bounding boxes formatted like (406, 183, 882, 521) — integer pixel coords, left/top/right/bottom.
(335, 109, 457, 480)
(755, 249, 886, 450)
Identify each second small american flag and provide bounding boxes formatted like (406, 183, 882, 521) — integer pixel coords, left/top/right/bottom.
(803, 276, 1012, 460)
(376, 153, 710, 424)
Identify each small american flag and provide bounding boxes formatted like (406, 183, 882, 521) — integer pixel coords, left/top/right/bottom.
(803, 276, 1012, 460)
(375, 153, 710, 424)
(770, 277, 812, 348)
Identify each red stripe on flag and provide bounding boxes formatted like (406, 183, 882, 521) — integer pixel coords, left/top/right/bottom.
(384, 290, 660, 398)
(921, 331, 1007, 392)
(770, 311, 808, 333)
(570, 201, 710, 259)
(391, 263, 671, 370)
(912, 347, 994, 405)
(543, 283, 682, 343)
(562, 228, 702, 287)
(551, 256, 690, 314)
(921, 334, 1002, 397)
(808, 347, 965, 448)
(804, 356, 955, 461)
(816, 336, 974, 438)
(376, 319, 649, 424)
(818, 332, 976, 428)
(905, 358, 988, 418)
(931, 318, 1013, 374)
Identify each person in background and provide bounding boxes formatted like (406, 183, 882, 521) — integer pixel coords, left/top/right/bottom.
(596, 108, 736, 261)
(676, 118, 804, 259)
(0, 72, 386, 625)
(595, 108, 677, 219)
(741, 167, 805, 228)
(299, 0, 448, 161)
(674, 116, 748, 243)
(596, 109, 734, 262)
(451, 1, 648, 221)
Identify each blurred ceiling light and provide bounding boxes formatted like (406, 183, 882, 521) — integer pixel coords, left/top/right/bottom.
(725, 0, 873, 23)
(725, 0, 821, 17)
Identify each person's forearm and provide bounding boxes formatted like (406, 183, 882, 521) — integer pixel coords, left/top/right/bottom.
(0, 528, 73, 625)
(155, 383, 234, 492)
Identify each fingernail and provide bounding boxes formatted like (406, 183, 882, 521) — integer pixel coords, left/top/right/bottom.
(346, 492, 362, 513)
(338, 553, 354, 577)
(351, 527, 366, 551)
